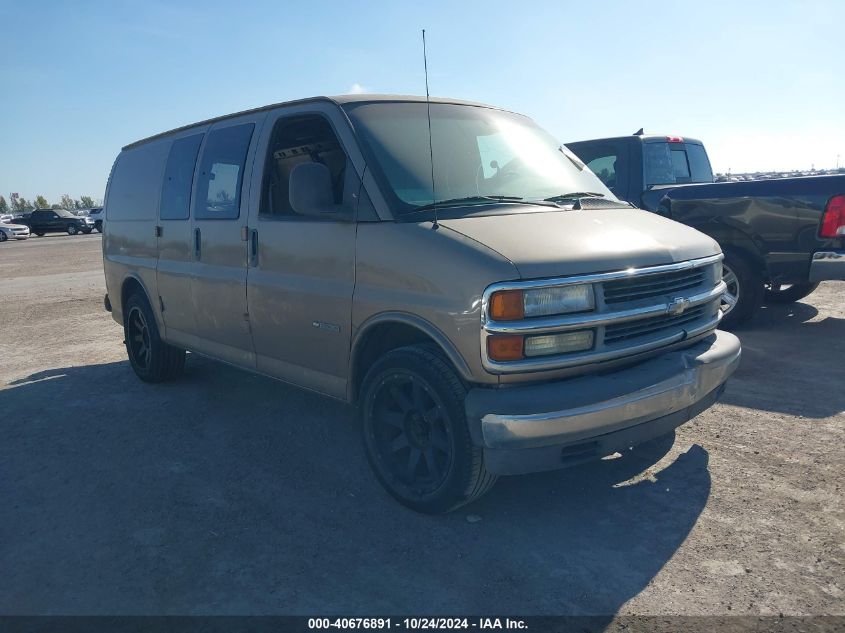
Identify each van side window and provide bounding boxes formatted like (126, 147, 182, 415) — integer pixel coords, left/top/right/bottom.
(160, 134, 203, 220)
(194, 123, 255, 220)
(260, 115, 349, 217)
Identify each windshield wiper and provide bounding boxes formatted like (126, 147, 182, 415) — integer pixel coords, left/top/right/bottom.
(407, 195, 522, 215)
(405, 195, 558, 216)
(543, 192, 606, 203)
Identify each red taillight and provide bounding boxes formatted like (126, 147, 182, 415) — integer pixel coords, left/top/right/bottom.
(666, 135, 684, 143)
(820, 194, 845, 238)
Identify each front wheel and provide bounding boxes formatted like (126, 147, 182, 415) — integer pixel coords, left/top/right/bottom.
(719, 249, 763, 329)
(124, 292, 186, 383)
(67, 225, 78, 235)
(0, 232, 7, 242)
(359, 345, 497, 514)
(764, 282, 819, 304)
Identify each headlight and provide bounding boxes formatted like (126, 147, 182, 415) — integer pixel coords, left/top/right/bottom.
(489, 284, 595, 320)
(524, 285, 594, 317)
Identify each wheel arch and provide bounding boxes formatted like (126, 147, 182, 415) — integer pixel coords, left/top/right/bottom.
(119, 275, 161, 330)
(348, 313, 473, 403)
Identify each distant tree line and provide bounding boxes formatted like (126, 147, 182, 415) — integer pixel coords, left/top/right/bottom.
(0, 194, 102, 214)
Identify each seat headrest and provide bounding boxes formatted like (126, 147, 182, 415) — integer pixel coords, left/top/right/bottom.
(289, 162, 335, 216)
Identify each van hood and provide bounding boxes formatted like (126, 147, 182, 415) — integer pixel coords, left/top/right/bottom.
(439, 208, 720, 279)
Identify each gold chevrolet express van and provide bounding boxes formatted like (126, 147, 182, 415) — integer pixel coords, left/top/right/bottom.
(103, 95, 741, 513)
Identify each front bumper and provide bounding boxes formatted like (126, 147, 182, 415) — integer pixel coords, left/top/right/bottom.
(809, 250, 845, 282)
(465, 330, 741, 475)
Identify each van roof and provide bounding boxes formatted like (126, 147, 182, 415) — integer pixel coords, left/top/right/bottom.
(122, 94, 504, 151)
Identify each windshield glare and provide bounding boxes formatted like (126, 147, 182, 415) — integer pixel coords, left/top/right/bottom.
(345, 102, 615, 216)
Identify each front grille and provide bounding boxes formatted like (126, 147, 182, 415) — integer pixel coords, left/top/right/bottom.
(481, 255, 723, 372)
(603, 268, 705, 304)
(604, 306, 706, 344)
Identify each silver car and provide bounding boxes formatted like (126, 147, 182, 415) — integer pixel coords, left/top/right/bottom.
(102, 95, 740, 513)
(0, 222, 30, 241)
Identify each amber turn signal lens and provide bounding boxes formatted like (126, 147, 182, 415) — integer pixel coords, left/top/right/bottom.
(488, 335, 525, 362)
(489, 290, 524, 321)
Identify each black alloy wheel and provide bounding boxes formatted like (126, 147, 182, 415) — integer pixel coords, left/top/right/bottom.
(123, 292, 186, 383)
(126, 305, 152, 373)
(360, 345, 497, 513)
(368, 371, 453, 496)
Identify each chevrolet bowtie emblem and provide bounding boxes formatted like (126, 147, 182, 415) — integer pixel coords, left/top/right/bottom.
(668, 297, 690, 316)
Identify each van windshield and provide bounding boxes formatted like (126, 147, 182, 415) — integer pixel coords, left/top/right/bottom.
(344, 102, 615, 216)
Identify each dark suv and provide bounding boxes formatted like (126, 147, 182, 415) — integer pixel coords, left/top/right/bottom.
(17, 208, 95, 236)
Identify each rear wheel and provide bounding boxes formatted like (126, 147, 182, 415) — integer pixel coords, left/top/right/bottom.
(719, 248, 763, 329)
(359, 345, 497, 514)
(124, 292, 186, 383)
(67, 225, 78, 235)
(0, 232, 7, 242)
(764, 282, 819, 304)
(34, 231, 45, 237)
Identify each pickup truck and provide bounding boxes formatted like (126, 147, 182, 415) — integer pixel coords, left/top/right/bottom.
(566, 133, 845, 327)
(17, 208, 95, 236)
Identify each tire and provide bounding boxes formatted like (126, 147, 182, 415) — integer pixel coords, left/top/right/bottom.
(0, 232, 7, 242)
(67, 225, 78, 235)
(359, 344, 497, 514)
(96, 222, 103, 233)
(34, 232, 45, 237)
(719, 248, 763, 329)
(764, 282, 819, 304)
(124, 292, 186, 383)
(82, 228, 92, 235)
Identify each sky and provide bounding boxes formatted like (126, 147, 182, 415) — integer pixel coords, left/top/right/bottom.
(1, 0, 843, 203)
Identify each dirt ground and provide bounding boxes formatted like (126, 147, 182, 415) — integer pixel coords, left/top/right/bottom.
(1, 233, 842, 617)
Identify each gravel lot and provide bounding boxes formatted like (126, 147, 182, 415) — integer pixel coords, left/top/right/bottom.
(1, 234, 842, 617)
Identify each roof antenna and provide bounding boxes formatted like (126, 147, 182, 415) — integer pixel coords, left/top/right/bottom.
(422, 29, 439, 229)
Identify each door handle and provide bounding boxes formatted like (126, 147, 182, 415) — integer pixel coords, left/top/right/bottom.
(194, 227, 201, 260)
(249, 229, 258, 267)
